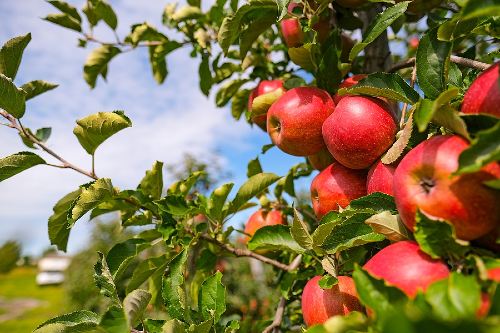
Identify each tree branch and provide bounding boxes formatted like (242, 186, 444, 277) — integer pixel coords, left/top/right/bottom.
(358, 5, 392, 72)
(389, 56, 491, 72)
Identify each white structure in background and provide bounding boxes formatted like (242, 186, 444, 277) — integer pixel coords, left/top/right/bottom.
(36, 254, 71, 286)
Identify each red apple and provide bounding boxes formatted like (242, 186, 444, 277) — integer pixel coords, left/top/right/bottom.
(248, 80, 285, 131)
(310, 162, 367, 218)
(409, 37, 419, 50)
(308, 148, 336, 171)
(461, 63, 500, 118)
(477, 293, 491, 318)
(322, 96, 397, 170)
(364, 240, 450, 298)
(332, 74, 367, 105)
(280, 18, 304, 48)
(244, 209, 285, 241)
(302, 275, 363, 326)
(366, 160, 397, 196)
(268, 87, 335, 156)
(487, 267, 500, 282)
(393, 135, 500, 240)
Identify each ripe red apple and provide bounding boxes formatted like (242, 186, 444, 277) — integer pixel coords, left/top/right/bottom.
(268, 87, 335, 156)
(322, 96, 397, 170)
(332, 74, 367, 105)
(366, 160, 397, 196)
(487, 267, 500, 282)
(308, 148, 336, 171)
(302, 275, 363, 326)
(310, 162, 367, 218)
(477, 293, 491, 318)
(243, 209, 285, 241)
(248, 80, 285, 131)
(364, 241, 450, 298)
(461, 63, 500, 118)
(280, 18, 304, 48)
(393, 135, 500, 240)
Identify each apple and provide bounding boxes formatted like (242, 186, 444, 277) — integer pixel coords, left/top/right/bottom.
(332, 74, 367, 105)
(310, 162, 367, 218)
(244, 209, 285, 241)
(461, 63, 500, 118)
(308, 148, 336, 171)
(487, 267, 500, 282)
(322, 96, 397, 170)
(248, 80, 285, 131)
(393, 135, 500, 241)
(280, 17, 304, 48)
(409, 37, 419, 50)
(366, 160, 397, 196)
(302, 275, 363, 326)
(268, 87, 335, 156)
(477, 293, 491, 318)
(335, 0, 367, 8)
(364, 240, 450, 298)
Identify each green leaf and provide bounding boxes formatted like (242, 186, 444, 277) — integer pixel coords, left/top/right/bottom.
(35, 310, 99, 332)
(239, 11, 276, 59)
(365, 211, 411, 242)
(416, 27, 452, 99)
(44, 13, 82, 32)
(216, 79, 249, 107)
(432, 106, 470, 139)
(172, 5, 203, 21)
(349, 2, 409, 61)
(485, 178, 500, 189)
(414, 211, 470, 259)
(288, 44, 317, 72)
(162, 319, 186, 333)
(381, 112, 414, 164)
(93, 0, 118, 29)
(352, 265, 407, 322)
(414, 87, 459, 132)
(199, 55, 212, 96)
(291, 209, 313, 250)
(107, 238, 148, 279)
(70, 178, 115, 224)
(317, 32, 343, 94)
(138, 161, 164, 199)
(461, 0, 500, 20)
(208, 182, 234, 221)
(94, 252, 121, 305)
(456, 121, 500, 174)
(127, 255, 170, 293)
(149, 42, 182, 84)
(349, 192, 397, 212)
(231, 89, 251, 120)
(0, 33, 31, 79)
(248, 225, 305, 253)
(228, 173, 281, 213)
(0, 152, 45, 182)
(47, 1, 81, 22)
(162, 250, 188, 320)
(48, 189, 82, 252)
(199, 271, 226, 322)
(338, 72, 420, 104)
(99, 306, 128, 333)
(318, 274, 338, 289)
(123, 289, 152, 328)
(73, 111, 132, 155)
(83, 45, 121, 88)
(247, 157, 263, 178)
(0, 73, 26, 118)
(305, 312, 368, 333)
(425, 272, 481, 321)
(21, 80, 58, 100)
(277, 0, 291, 20)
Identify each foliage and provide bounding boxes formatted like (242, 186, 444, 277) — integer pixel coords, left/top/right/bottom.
(0, 240, 21, 274)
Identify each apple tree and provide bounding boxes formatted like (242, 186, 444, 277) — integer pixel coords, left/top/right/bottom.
(1, 0, 500, 332)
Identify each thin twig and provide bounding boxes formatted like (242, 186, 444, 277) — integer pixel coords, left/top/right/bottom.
(389, 55, 491, 72)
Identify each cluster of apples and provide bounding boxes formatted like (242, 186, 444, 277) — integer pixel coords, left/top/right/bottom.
(243, 61, 500, 326)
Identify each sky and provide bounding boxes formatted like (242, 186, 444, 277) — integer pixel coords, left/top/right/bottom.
(0, 0, 306, 255)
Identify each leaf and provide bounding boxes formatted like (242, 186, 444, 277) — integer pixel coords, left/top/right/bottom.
(338, 72, 420, 104)
(349, 2, 409, 61)
(425, 272, 481, 321)
(365, 211, 411, 242)
(138, 161, 164, 199)
(208, 182, 234, 221)
(199, 271, 226, 322)
(381, 112, 414, 164)
(231, 89, 251, 120)
(172, 5, 203, 21)
(239, 11, 276, 59)
(276, 0, 291, 20)
(162, 319, 186, 333)
(216, 79, 248, 107)
(35, 310, 99, 332)
(99, 306, 128, 333)
(248, 225, 305, 253)
(70, 178, 115, 224)
(0, 73, 27, 118)
(291, 209, 313, 250)
(456, 121, 500, 174)
(250, 88, 285, 117)
(73, 111, 132, 155)
(124, 289, 152, 327)
(94, 252, 121, 305)
(247, 157, 263, 178)
(228, 173, 281, 213)
(48, 189, 82, 252)
(317, 32, 343, 94)
(47, 1, 81, 22)
(432, 106, 469, 139)
(83, 45, 121, 88)
(414, 87, 459, 132)
(107, 238, 148, 279)
(288, 44, 317, 72)
(21, 80, 58, 100)
(0, 33, 31, 79)
(0, 152, 45, 182)
(416, 27, 452, 99)
(44, 13, 82, 32)
(352, 265, 407, 322)
(318, 274, 338, 289)
(199, 55, 212, 96)
(127, 255, 169, 293)
(93, 0, 118, 29)
(461, 0, 500, 20)
(162, 250, 188, 320)
(349, 192, 397, 212)
(414, 211, 470, 259)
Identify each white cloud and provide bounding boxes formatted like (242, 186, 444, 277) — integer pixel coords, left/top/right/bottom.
(0, 0, 254, 255)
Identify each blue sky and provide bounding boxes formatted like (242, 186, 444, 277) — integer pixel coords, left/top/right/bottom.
(0, 0, 307, 255)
